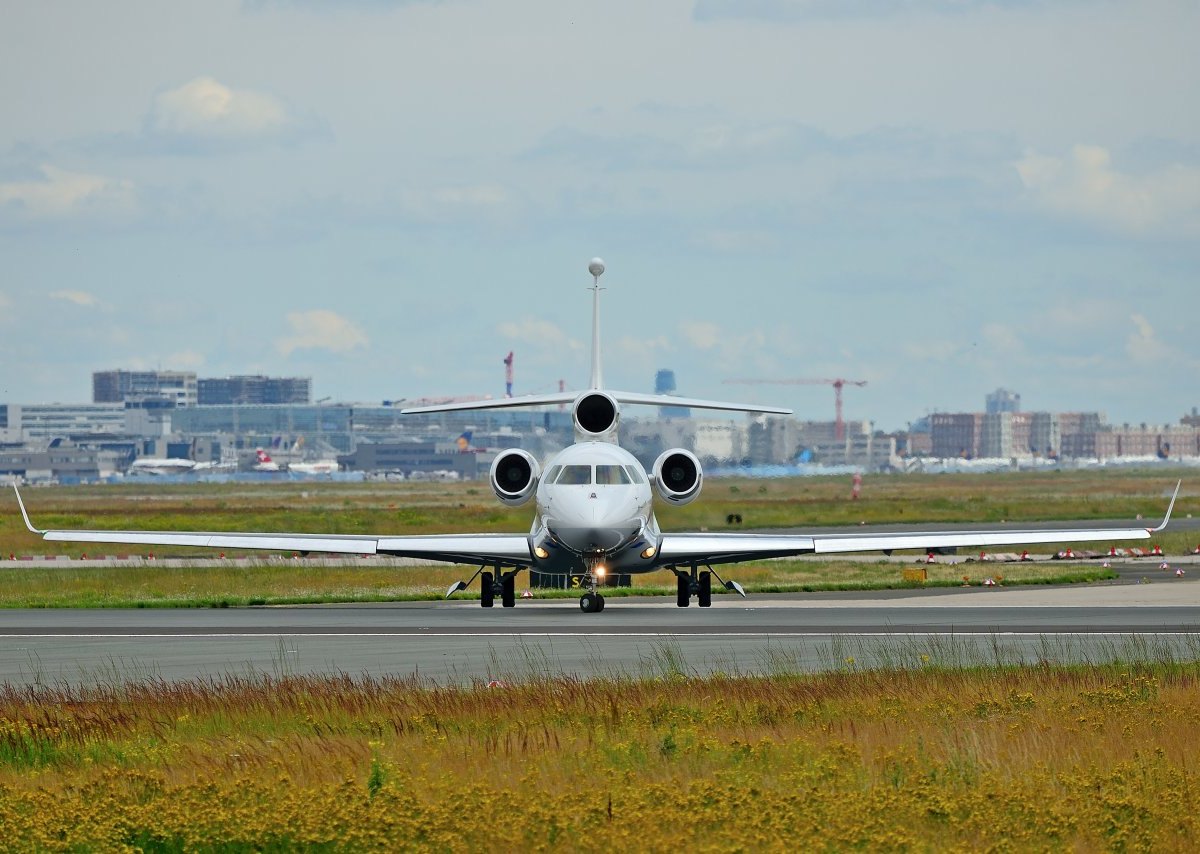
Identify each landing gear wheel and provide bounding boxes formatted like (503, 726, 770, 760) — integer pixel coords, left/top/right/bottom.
(580, 592, 603, 613)
(698, 570, 712, 608)
(596, 594, 605, 612)
(501, 574, 516, 608)
(480, 571, 494, 608)
(676, 574, 690, 608)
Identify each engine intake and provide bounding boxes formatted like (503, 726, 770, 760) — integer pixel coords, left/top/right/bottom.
(652, 449, 703, 506)
(573, 391, 620, 438)
(489, 449, 541, 507)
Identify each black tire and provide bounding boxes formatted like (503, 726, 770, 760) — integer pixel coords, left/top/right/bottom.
(480, 571, 494, 608)
(596, 594, 605, 612)
(698, 571, 712, 608)
(676, 574, 690, 608)
(501, 574, 516, 608)
(579, 592, 596, 613)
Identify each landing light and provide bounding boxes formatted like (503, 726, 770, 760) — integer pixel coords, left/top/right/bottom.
(595, 565, 607, 577)
(534, 546, 549, 559)
(640, 546, 657, 559)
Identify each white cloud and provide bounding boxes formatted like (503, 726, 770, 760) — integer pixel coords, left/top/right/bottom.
(276, 310, 369, 356)
(0, 165, 135, 220)
(146, 77, 307, 147)
(1016, 145, 1200, 235)
(48, 289, 100, 307)
(1125, 313, 1169, 364)
(980, 322, 1023, 354)
(679, 320, 721, 350)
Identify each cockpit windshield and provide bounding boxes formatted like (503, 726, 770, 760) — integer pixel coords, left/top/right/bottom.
(556, 465, 593, 485)
(595, 465, 632, 485)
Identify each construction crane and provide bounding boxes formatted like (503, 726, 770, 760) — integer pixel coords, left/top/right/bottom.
(503, 351, 514, 398)
(724, 377, 868, 441)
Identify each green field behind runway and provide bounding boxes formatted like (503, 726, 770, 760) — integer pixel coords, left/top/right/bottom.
(0, 468, 1194, 607)
(2, 654, 1199, 851)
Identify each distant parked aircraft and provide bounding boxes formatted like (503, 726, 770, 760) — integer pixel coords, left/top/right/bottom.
(128, 458, 198, 476)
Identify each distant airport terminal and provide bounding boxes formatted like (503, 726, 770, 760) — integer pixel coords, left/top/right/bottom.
(1, 370, 1199, 484)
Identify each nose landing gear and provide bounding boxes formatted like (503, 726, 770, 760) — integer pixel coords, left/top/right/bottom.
(578, 557, 607, 613)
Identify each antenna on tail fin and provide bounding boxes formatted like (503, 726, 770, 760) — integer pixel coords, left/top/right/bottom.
(588, 258, 605, 390)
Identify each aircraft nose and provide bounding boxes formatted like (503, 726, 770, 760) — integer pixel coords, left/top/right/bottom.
(552, 490, 641, 552)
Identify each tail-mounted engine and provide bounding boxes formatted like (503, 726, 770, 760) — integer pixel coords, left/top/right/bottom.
(573, 391, 620, 441)
(652, 448, 703, 506)
(489, 449, 541, 507)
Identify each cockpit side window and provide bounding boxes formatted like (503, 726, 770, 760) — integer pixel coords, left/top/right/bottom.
(543, 465, 562, 485)
(623, 465, 647, 484)
(556, 465, 593, 485)
(595, 465, 631, 485)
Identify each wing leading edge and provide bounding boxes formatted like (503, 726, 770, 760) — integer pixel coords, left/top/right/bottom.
(14, 485, 532, 565)
(658, 481, 1180, 567)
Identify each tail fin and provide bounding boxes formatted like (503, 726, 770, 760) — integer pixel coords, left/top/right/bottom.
(256, 449, 273, 463)
(456, 431, 473, 452)
(588, 258, 605, 390)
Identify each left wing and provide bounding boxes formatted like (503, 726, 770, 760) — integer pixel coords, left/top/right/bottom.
(658, 481, 1180, 567)
(14, 485, 532, 566)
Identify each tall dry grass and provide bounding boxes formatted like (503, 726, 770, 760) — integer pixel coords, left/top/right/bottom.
(1, 651, 1199, 850)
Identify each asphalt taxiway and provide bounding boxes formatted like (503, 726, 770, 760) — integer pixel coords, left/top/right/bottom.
(2, 575, 1198, 686)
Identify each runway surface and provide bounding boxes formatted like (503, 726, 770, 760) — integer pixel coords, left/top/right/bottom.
(2, 576, 1199, 686)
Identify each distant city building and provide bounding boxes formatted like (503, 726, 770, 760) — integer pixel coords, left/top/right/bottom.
(93, 370, 197, 407)
(0, 403, 127, 442)
(198, 376, 312, 406)
(985, 388, 1021, 414)
(1027, 412, 1060, 457)
(979, 412, 1014, 458)
(1058, 412, 1106, 458)
(931, 413, 983, 458)
(336, 441, 480, 479)
(654, 369, 691, 419)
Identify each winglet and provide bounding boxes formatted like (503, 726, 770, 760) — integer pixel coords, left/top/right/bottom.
(12, 484, 44, 535)
(1149, 480, 1182, 533)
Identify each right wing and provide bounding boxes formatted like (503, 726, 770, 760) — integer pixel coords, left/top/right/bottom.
(658, 481, 1180, 567)
(14, 485, 532, 566)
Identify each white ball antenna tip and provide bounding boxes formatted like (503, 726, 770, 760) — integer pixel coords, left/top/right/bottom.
(588, 258, 606, 278)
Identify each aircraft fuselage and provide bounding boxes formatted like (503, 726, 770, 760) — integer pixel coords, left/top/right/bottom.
(529, 441, 660, 575)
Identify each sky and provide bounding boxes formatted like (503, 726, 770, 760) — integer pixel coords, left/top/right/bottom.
(2, 0, 1197, 431)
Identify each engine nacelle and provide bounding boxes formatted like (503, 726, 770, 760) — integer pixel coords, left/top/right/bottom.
(652, 448, 703, 506)
(489, 449, 541, 507)
(573, 391, 620, 440)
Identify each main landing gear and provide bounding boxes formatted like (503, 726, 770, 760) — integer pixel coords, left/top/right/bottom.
(672, 563, 747, 607)
(445, 565, 521, 608)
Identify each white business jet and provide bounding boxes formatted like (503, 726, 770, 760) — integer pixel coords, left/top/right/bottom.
(14, 259, 1178, 613)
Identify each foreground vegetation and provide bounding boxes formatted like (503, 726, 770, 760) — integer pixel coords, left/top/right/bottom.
(1, 656, 1198, 850)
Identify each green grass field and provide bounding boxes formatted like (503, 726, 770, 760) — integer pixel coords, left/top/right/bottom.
(1, 468, 1193, 607)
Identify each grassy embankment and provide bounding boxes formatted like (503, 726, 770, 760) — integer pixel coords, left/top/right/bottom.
(1, 653, 1199, 850)
(0, 470, 1193, 607)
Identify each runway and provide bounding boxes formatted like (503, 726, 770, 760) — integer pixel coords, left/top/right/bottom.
(2, 577, 1198, 686)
